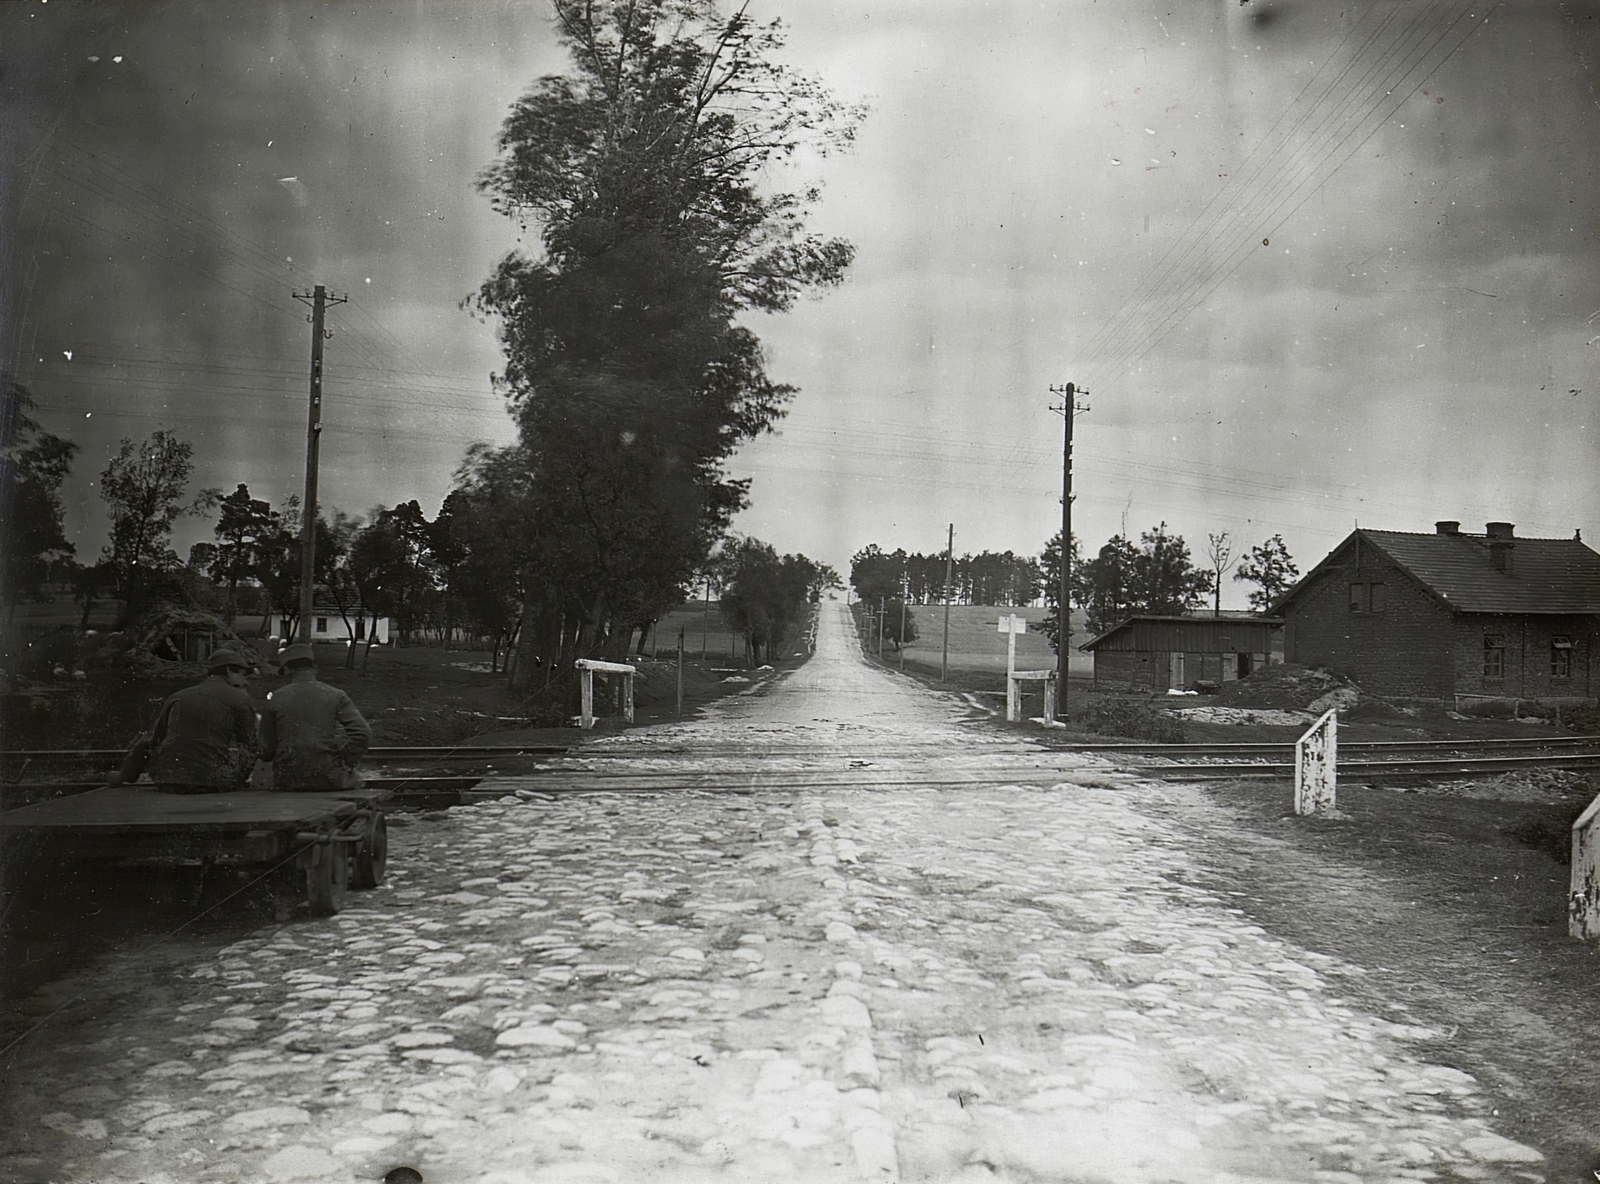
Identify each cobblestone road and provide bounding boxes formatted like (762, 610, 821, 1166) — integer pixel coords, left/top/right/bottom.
(0, 603, 1549, 1184)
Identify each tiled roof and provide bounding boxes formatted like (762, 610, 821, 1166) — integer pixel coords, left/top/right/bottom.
(1347, 530, 1600, 614)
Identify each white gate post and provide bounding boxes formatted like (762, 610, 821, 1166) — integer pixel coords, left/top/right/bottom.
(575, 658, 635, 730)
(1569, 793, 1600, 939)
(999, 614, 1025, 722)
(1294, 708, 1338, 815)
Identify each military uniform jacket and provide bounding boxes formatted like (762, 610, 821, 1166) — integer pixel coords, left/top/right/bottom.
(147, 676, 261, 789)
(260, 679, 373, 790)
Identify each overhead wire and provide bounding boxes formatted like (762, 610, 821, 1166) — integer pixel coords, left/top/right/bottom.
(1074, 0, 1494, 397)
(1090, 1, 1493, 389)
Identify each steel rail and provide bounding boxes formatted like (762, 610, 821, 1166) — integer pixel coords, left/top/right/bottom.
(7, 736, 1595, 762)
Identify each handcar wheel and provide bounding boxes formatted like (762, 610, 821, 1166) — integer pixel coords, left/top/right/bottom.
(352, 811, 388, 889)
(305, 839, 349, 917)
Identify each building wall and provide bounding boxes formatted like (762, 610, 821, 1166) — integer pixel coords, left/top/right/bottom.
(268, 612, 391, 646)
(1092, 648, 1157, 692)
(1453, 614, 1599, 704)
(1284, 543, 1455, 697)
(1091, 647, 1274, 692)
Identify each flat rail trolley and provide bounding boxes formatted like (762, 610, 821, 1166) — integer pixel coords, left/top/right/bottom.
(0, 786, 390, 916)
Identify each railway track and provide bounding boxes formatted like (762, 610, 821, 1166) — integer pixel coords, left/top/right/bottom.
(1058, 734, 1600, 782)
(4, 735, 1596, 807)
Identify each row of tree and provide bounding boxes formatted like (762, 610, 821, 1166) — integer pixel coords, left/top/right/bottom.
(847, 524, 1300, 649)
(1041, 525, 1297, 643)
(850, 545, 1042, 607)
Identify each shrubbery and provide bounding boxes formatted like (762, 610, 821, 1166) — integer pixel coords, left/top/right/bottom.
(1070, 699, 1187, 743)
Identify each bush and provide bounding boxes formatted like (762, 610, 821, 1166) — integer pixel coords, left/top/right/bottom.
(1071, 699, 1187, 743)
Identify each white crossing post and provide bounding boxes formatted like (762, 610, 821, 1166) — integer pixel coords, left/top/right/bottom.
(1294, 708, 1338, 815)
(576, 658, 636, 730)
(998, 614, 1025, 722)
(1569, 793, 1600, 939)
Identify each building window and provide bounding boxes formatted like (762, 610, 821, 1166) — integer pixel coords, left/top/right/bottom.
(1483, 635, 1505, 680)
(1348, 582, 1384, 613)
(1552, 636, 1573, 679)
(315, 617, 328, 634)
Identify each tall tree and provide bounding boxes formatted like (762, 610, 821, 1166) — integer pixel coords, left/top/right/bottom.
(1205, 531, 1236, 617)
(1134, 523, 1214, 617)
(1235, 534, 1300, 613)
(1076, 533, 1140, 636)
(470, 0, 862, 682)
(1037, 531, 1081, 648)
(1, 377, 78, 604)
(719, 536, 828, 666)
(209, 483, 278, 624)
(98, 430, 217, 625)
(351, 501, 440, 645)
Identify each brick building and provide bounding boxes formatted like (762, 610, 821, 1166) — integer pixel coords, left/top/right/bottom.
(1080, 614, 1284, 693)
(1274, 522, 1600, 706)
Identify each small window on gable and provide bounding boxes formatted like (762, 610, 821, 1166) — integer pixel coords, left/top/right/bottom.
(1552, 636, 1573, 679)
(315, 617, 328, 634)
(1348, 583, 1368, 613)
(1483, 635, 1505, 680)
(1369, 582, 1386, 613)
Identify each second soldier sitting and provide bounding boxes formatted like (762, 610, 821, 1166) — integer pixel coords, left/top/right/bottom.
(260, 643, 373, 791)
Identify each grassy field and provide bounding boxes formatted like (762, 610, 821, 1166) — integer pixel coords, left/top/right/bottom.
(866, 602, 1093, 676)
(648, 601, 750, 664)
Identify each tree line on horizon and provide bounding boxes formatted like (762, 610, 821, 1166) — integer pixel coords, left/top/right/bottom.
(850, 525, 1299, 649)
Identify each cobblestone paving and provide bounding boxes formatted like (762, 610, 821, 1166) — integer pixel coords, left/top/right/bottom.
(0, 604, 1548, 1183)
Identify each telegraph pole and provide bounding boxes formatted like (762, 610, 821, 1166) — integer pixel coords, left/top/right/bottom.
(292, 284, 347, 643)
(898, 582, 907, 671)
(940, 523, 954, 681)
(1049, 382, 1088, 720)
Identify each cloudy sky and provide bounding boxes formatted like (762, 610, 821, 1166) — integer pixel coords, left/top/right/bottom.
(5, 0, 1597, 607)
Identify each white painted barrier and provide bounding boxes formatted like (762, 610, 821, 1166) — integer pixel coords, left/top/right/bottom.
(1569, 792, 1600, 940)
(575, 658, 636, 729)
(1007, 670, 1057, 723)
(1294, 708, 1337, 815)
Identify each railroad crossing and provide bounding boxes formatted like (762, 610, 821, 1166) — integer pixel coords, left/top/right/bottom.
(0, 601, 1571, 1184)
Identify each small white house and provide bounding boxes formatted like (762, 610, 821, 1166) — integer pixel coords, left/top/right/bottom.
(267, 604, 390, 646)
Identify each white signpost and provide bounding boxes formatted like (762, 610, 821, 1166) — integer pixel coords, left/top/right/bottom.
(998, 615, 1056, 723)
(1294, 708, 1338, 815)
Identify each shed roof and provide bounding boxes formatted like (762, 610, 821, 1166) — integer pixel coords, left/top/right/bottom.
(1079, 613, 1284, 651)
(1276, 529, 1600, 615)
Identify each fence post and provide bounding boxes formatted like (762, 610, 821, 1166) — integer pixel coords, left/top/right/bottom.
(1569, 793, 1600, 939)
(1294, 708, 1338, 815)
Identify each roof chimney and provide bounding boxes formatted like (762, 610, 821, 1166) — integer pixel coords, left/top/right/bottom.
(1486, 522, 1515, 574)
(1435, 521, 1460, 536)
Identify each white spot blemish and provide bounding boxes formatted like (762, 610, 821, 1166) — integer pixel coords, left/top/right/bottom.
(113, 56, 122, 63)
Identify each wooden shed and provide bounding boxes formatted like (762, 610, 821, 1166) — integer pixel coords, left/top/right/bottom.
(1080, 614, 1284, 693)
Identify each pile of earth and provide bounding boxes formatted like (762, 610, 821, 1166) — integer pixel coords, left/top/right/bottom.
(1216, 662, 1365, 713)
